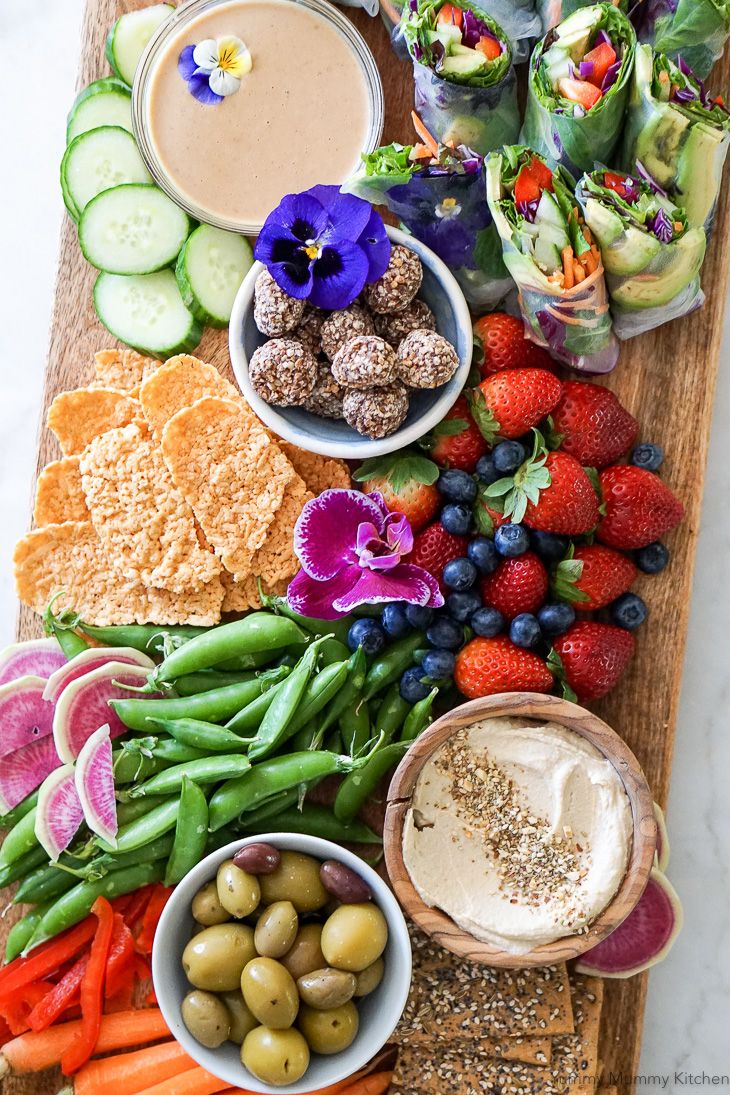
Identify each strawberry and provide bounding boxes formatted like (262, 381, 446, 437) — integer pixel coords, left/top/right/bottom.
(353, 452, 440, 533)
(522, 452, 600, 535)
(425, 395, 489, 472)
(480, 552, 549, 620)
(554, 544, 638, 611)
(471, 369, 563, 441)
(551, 381, 638, 469)
(473, 313, 555, 376)
(551, 622, 635, 701)
(408, 522, 470, 591)
(597, 466, 684, 550)
(455, 636, 554, 699)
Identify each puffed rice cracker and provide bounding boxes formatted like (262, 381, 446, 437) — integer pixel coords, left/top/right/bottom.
(93, 348, 161, 393)
(47, 387, 141, 456)
(278, 443, 351, 495)
(139, 354, 244, 437)
(33, 456, 88, 526)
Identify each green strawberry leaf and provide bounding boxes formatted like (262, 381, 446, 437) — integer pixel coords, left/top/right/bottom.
(473, 500, 495, 537)
(483, 430, 551, 523)
(543, 415, 565, 451)
(353, 451, 439, 491)
(551, 546, 590, 604)
(546, 648, 577, 702)
(433, 418, 469, 438)
(466, 388, 500, 446)
(583, 465, 607, 517)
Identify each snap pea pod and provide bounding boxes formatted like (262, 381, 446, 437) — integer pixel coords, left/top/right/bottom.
(236, 789, 300, 825)
(362, 632, 425, 701)
(116, 796, 173, 826)
(276, 660, 350, 751)
(84, 834, 175, 881)
(0, 809, 39, 868)
(78, 621, 207, 653)
(148, 717, 249, 754)
(334, 741, 409, 823)
(165, 776, 208, 885)
(325, 728, 343, 754)
(288, 721, 318, 752)
(247, 639, 325, 762)
(240, 803, 383, 844)
(50, 627, 90, 659)
(5, 902, 54, 962)
(317, 648, 366, 737)
(97, 797, 181, 853)
(112, 747, 165, 784)
(111, 668, 287, 730)
(224, 675, 290, 734)
(0, 844, 48, 889)
(0, 789, 39, 831)
(13, 860, 81, 906)
(215, 648, 287, 672)
(127, 754, 250, 799)
(401, 687, 439, 742)
(372, 683, 410, 745)
(339, 698, 371, 757)
(151, 739, 208, 765)
(260, 594, 354, 645)
(173, 671, 255, 696)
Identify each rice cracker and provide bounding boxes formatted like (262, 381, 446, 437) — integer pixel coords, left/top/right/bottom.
(221, 572, 289, 613)
(93, 348, 161, 393)
(278, 443, 351, 495)
(139, 354, 244, 437)
(47, 387, 141, 455)
(33, 456, 88, 526)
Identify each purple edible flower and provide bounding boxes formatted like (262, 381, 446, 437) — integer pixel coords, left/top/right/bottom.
(287, 490, 443, 620)
(178, 45, 223, 106)
(649, 206, 675, 243)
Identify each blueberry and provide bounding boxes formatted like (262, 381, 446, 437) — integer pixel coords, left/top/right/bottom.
(426, 617, 464, 650)
(440, 503, 472, 536)
(347, 618, 386, 656)
(476, 455, 500, 486)
(635, 542, 669, 574)
(494, 523, 530, 558)
(611, 593, 648, 630)
(405, 604, 434, 629)
(529, 529, 569, 564)
(399, 666, 431, 703)
(447, 589, 482, 623)
(467, 536, 500, 575)
(422, 649, 456, 680)
(510, 613, 542, 649)
(442, 557, 478, 592)
(492, 440, 527, 475)
(381, 602, 412, 639)
(537, 602, 576, 637)
(438, 469, 478, 504)
(630, 443, 664, 472)
(471, 606, 505, 638)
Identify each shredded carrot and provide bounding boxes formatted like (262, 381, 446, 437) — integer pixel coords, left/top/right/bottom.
(73, 1039, 195, 1095)
(573, 260, 586, 283)
(410, 111, 438, 157)
(582, 248, 597, 274)
(582, 225, 593, 244)
(410, 143, 433, 160)
(561, 247, 575, 289)
(339, 1072, 394, 1095)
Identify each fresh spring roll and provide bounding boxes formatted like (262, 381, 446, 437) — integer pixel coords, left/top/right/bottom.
(486, 146, 619, 373)
(621, 45, 730, 232)
(401, 0, 521, 156)
(521, 3, 637, 177)
(576, 168, 706, 338)
(538, 0, 628, 34)
(638, 0, 730, 81)
(390, 0, 542, 64)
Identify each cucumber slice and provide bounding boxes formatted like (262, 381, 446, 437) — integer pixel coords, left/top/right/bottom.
(94, 270, 203, 357)
(175, 225, 254, 328)
(79, 184, 191, 275)
(66, 78, 132, 144)
(106, 4, 174, 87)
(61, 126, 152, 217)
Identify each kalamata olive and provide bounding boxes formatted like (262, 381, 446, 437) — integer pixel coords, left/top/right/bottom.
(281, 923, 326, 980)
(298, 1002, 359, 1055)
(234, 842, 281, 875)
(242, 1026, 309, 1085)
(354, 957, 384, 997)
(321, 903, 388, 972)
(182, 923, 256, 991)
(297, 967, 357, 1010)
(319, 860, 372, 904)
(241, 957, 299, 1028)
(217, 860, 261, 919)
(255, 901, 298, 958)
(181, 990, 230, 1047)
(191, 880, 230, 926)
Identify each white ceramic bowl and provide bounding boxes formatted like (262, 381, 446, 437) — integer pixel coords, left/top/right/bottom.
(152, 833, 412, 1094)
(229, 226, 473, 459)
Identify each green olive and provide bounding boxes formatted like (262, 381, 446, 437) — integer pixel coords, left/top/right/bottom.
(254, 901, 299, 958)
(181, 990, 230, 1048)
(298, 1002, 359, 1054)
(259, 851, 328, 912)
(191, 880, 230, 926)
(241, 957, 299, 1029)
(182, 923, 257, 991)
(241, 1026, 310, 1085)
(219, 990, 258, 1044)
(296, 967, 356, 1010)
(354, 957, 384, 997)
(320, 903, 388, 972)
(281, 923, 326, 980)
(217, 859, 261, 919)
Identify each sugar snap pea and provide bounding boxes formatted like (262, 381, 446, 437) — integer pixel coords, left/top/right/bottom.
(401, 687, 438, 741)
(224, 674, 290, 734)
(372, 683, 410, 745)
(6, 902, 53, 962)
(78, 621, 207, 653)
(339, 698, 371, 757)
(320, 637, 350, 666)
(237, 789, 300, 825)
(318, 647, 366, 736)
(116, 796, 173, 827)
(112, 747, 165, 784)
(0, 844, 48, 889)
(165, 776, 208, 885)
(13, 860, 80, 906)
(97, 797, 180, 854)
(151, 738, 208, 764)
(127, 754, 250, 798)
(260, 594, 354, 645)
(270, 659, 349, 753)
(111, 668, 287, 730)
(334, 741, 409, 823)
(362, 632, 425, 700)
(0, 808, 39, 868)
(148, 717, 249, 754)
(240, 803, 382, 844)
(0, 788, 40, 831)
(289, 721, 318, 752)
(325, 727, 343, 754)
(173, 671, 255, 696)
(85, 834, 175, 880)
(247, 638, 325, 762)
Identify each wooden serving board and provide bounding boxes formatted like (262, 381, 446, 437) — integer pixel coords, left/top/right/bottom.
(7, 1, 730, 1091)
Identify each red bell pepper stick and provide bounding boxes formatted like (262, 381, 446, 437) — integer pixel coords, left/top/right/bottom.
(0, 983, 52, 1036)
(61, 897, 114, 1076)
(0, 918, 95, 1001)
(136, 886, 172, 956)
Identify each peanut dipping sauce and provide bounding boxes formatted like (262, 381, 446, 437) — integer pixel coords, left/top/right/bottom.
(145, 0, 372, 227)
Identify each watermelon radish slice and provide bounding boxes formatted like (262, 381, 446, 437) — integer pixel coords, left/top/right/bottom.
(53, 661, 153, 763)
(653, 801, 670, 873)
(575, 868, 683, 979)
(35, 765, 84, 861)
(0, 677, 55, 759)
(0, 638, 66, 686)
(43, 646, 155, 703)
(0, 736, 60, 813)
(75, 725, 117, 846)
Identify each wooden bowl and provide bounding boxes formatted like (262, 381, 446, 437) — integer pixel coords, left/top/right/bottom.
(383, 692, 657, 968)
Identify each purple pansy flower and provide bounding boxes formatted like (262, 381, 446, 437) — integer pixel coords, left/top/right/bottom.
(287, 489, 443, 620)
(387, 172, 491, 270)
(254, 186, 391, 310)
(178, 37, 252, 106)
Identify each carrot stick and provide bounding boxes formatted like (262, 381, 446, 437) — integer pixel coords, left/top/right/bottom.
(582, 248, 597, 274)
(135, 1065, 232, 1095)
(561, 247, 575, 289)
(300, 1069, 368, 1095)
(410, 111, 438, 157)
(73, 1039, 196, 1095)
(339, 1072, 393, 1095)
(573, 260, 586, 283)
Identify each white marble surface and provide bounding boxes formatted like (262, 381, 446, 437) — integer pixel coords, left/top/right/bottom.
(1, 0, 728, 1084)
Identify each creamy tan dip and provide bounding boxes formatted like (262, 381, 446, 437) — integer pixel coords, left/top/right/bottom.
(145, 0, 372, 227)
(403, 718, 633, 954)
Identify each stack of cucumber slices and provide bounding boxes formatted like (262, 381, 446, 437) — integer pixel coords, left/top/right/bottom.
(61, 4, 254, 359)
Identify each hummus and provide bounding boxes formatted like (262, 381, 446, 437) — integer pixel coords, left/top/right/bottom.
(402, 717, 633, 954)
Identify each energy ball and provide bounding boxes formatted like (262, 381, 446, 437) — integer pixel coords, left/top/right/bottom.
(320, 304, 374, 361)
(253, 269, 305, 336)
(331, 336, 397, 390)
(294, 306, 327, 356)
(362, 245, 423, 314)
(249, 339, 317, 407)
(397, 330, 460, 388)
(343, 382, 409, 439)
(374, 298, 436, 348)
(303, 361, 346, 420)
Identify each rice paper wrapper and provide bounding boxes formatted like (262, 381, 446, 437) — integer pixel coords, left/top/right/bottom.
(474, 0, 542, 63)
(413, 62, 521, 157)
(380, 0, 412, 58)
(538, 0, 629, 34)
(638, 0, 730, 80)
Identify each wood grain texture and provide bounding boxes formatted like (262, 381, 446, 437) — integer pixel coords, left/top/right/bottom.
(6, 0, 730, 1089)
(383, 692, 657, 968)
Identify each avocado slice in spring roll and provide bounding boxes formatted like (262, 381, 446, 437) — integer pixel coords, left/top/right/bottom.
(401, 0, 520, 156)
(521, 3, 637, 176)
(576, 168, 706, 338)
(486, 145, 619, 373)
(637, 0, 730, 81)
(621, 44, 730, 232)
(538, 0, 629, 35)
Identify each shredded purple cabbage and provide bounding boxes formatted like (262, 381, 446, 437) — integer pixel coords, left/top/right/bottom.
(601, 59, 621, 92)
(635, 160, 669, 199)
(412, 40, 423, 60)
(579, 60, 594, 79)
(461, 10, 502, 52)
(517, 198, 540, 223)
(594, 29, 611, 48)
(649, 207, 674, 243)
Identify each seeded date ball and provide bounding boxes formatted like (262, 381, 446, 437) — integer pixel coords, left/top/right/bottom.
(320, 303, 375, 361)
(362, 245, 423, 314)
(303, 361, 346, 420)
(294, 306, 327, 355)
(343, 382, 409, 439)
(397, 329, 460, 388)
(253, 269, 305, 336)
(374, 298, 436, 348)
(331, 336, 397, 390)
(249, 339, 317, 406)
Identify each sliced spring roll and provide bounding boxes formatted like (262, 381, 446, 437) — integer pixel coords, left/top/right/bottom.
(621, 45, 730, 231)
(401, 0, 521, 156)
(638, 0, 730, 81)
(521, 3, 637, 176)
(388, 0, 542, 63)
(486, 146, 619, 373)
(539, 0, 628, 34)
(576, 168, 706, 338)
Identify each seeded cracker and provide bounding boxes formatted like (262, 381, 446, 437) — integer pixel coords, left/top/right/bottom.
(138, 354, 244, 438)
(278, 443, 351, 495)
(33, 457, 89, 526)
(79, 422, 221, 594)
(47, 388, 141, 456)
(92, 348, 161, 393)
